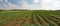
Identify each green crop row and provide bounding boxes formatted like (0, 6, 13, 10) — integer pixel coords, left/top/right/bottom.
(0, 10, 60, 26)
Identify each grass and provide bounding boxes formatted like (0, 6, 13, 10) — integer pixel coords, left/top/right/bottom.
(0, 10, 60, 26)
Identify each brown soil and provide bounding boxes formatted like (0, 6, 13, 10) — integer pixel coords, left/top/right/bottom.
(15, 15, 28, 26)
(6, 21, 12, 26)
(16, 23, 21, 26)
(20, 18, 25, 24)
(31, 16, 35, 24)
(26, 20, 31, 24)
(13, 19, 18, 23)
(16, 18, 25, 26)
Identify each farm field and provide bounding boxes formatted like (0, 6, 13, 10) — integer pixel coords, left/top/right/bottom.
(0, 10, 60, 26)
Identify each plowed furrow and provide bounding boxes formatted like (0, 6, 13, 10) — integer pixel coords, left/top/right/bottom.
(47, 16, 60, 24)
(16, 14, 29, 26)
(36, 15, 48, 26)
(45, 16, 59, 26)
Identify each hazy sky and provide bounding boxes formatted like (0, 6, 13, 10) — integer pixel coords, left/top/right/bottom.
(0, 0, 60, 10)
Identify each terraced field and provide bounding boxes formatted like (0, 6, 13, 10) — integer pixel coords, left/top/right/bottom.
(0, 10, 60, 26)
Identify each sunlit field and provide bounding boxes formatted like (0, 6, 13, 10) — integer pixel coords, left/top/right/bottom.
(0, 10, 60, 26)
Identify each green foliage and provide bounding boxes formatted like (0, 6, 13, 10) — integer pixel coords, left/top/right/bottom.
(0, 10, 60, 26)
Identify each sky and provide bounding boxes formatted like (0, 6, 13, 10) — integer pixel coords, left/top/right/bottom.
(0, 0, 60, 10)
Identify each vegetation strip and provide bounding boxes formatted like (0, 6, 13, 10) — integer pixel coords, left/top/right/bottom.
(0, 10, 60, 26)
